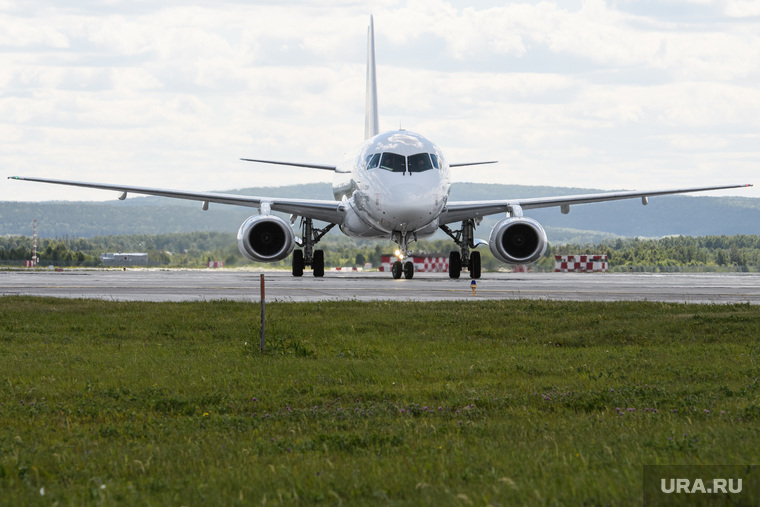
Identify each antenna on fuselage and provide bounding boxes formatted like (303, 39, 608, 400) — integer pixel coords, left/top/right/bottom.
(364, 15, 379, 140)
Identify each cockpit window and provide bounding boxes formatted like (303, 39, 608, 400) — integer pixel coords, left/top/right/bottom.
(367, 152, 440, 173)
(379, 152, 406, 173)
(366, 153, 380, 169)
(408, 153, 434, 173)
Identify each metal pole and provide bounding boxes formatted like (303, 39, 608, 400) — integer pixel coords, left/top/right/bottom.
(32, 219, 38, 267)
(260, 274, 266, 352)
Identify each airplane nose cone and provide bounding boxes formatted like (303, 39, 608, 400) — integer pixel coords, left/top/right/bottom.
(388, 184, 424, 202)
(386, 184, 432, 223)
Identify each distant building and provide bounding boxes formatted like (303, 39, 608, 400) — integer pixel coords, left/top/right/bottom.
(101, 253, 148, 267)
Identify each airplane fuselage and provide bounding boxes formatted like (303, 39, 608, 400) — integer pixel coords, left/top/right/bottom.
(333, 130, 450, 241)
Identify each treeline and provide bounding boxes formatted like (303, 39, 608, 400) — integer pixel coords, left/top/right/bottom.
(0, 232, 239, 267)
(0, 232, 394, 268)
(2, 233, 759, 270)
(540, 235, 760, 272)
(301, 235, 760, 271)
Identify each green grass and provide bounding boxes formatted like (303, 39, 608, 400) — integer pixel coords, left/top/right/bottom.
(1, 297, 760, 505)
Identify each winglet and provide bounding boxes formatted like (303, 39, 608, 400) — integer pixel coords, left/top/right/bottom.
(364, 15, 379, 140)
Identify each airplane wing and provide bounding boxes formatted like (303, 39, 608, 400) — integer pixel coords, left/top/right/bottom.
(440, 183, 754, 224)
(8, 176, 345, 224)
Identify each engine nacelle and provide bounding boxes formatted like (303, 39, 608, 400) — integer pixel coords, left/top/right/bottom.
(237, 215, 295, 262)
(489, 217, 548, 264)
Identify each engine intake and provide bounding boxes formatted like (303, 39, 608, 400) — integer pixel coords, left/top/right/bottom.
(489, 217, 547, 264)
(237, 215, 295, 262)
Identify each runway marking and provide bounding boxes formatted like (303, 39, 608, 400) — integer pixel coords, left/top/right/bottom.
(3, 271, 759, 304)
(3, 286, 757, 299)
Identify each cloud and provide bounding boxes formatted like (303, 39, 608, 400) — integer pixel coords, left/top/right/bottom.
(1, 0, 758, 203)
(723, 0, 760, 17)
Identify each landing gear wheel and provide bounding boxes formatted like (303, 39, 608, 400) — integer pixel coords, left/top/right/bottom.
(469, 251, 481, 279)
(292, 250, 304, 277)
(391, 261, 403, 279)
(313, 249, 325, 278)
(403, 261, 414, 279)
(449, 251, 461, 279)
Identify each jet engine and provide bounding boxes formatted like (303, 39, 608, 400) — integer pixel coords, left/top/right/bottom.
(489, 217, 547, 264)
(237, 215, 295, 262)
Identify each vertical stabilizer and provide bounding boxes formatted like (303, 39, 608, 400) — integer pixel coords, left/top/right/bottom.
(364, 15, 379, 140)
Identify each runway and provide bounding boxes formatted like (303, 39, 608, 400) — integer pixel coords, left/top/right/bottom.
(2, 269, 759, 304)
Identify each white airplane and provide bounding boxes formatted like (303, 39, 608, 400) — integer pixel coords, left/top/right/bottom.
(10, 17, 753, 279)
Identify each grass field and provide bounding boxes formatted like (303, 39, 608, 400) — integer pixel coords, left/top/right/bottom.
(1, 296, 759, 505)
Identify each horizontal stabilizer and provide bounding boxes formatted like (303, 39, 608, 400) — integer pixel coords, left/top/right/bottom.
(450, 161, 498, 168)
(240, 158, 336, 171)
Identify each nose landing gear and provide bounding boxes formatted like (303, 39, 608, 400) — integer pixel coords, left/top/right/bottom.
(390, 230, 417, 279)
(391, 260, 415, 279)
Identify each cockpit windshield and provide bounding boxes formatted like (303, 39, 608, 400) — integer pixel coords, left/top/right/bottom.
(408, 153, 433, 173)
(379, 153, 406, 173)
(366, 153, 381, 169)
(369, 152, 439, 174)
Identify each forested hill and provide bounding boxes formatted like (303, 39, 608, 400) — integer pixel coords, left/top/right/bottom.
(2, 182, 758, 239)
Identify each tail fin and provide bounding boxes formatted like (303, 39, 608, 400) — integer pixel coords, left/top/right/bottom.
(364, 15, 379, 140)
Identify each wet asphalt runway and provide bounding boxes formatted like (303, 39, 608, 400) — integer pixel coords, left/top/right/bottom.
(2, 269, 758, 304)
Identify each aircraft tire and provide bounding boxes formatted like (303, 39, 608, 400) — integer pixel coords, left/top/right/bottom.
(292, 250, 304, 277)
(313, 250, 325, 277)
(470, 251, 481, 279)
(449, 251, 461, 279)
(391, 261, 403, 279)
(403, 261, 414, 279)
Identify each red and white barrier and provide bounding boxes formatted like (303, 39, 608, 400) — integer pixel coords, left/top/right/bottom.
(554, 255, 608, 272)
(379, 255, 449, 273)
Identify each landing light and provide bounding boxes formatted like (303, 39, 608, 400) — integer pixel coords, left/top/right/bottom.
(394, 249, 404, 260)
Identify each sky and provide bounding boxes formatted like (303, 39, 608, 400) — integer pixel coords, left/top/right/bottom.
(2, 0, 759, 202)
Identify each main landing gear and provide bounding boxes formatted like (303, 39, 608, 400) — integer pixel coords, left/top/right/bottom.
(292, 218, 334, 277)
(441, 219, 482, 280)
